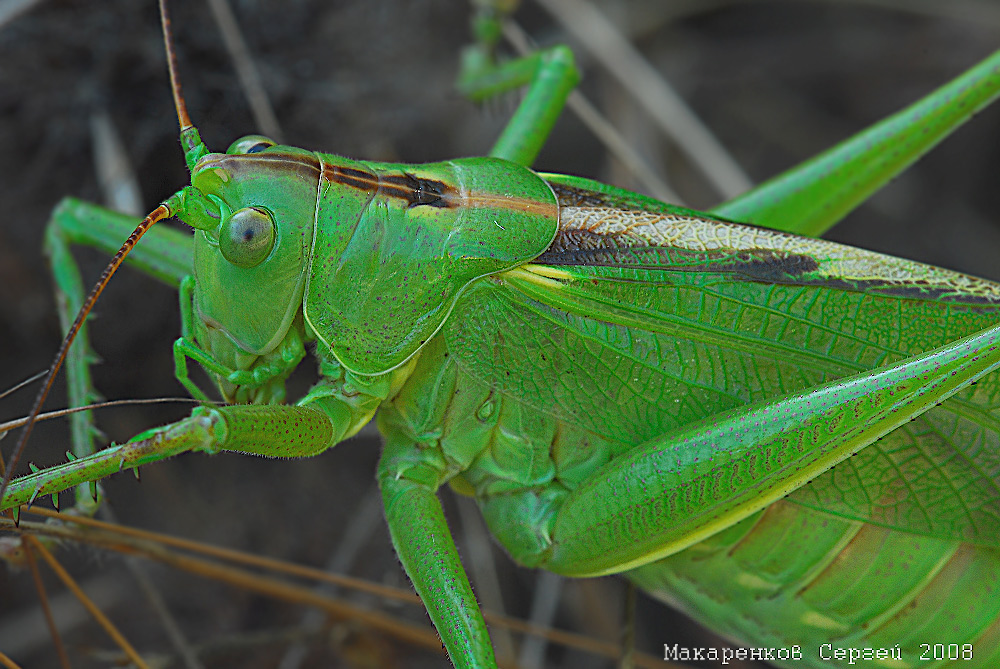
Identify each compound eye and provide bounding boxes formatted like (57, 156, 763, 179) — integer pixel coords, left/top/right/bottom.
(219, 207, 276, 268)
(227, 135, 277, 155)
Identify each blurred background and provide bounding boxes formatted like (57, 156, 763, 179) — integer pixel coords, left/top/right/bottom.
(1, 0, 999, 667)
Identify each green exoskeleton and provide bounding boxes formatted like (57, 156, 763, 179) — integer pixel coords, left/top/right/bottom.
(3, 2, 1000, 667)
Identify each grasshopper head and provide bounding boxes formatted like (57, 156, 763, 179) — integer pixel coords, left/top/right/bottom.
(174, 135, 321, 403)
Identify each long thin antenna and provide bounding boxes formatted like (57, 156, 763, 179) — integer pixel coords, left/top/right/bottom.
(0, 0, 199, 509)
(0, 205, 172, 507)
(160, 0, 192, 131)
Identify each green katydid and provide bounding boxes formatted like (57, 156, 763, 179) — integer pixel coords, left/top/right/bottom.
(4, 1, 1000, 668)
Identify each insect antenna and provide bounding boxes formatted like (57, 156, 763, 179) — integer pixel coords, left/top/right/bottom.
(0, 0, 199, 506)
(0, 205, 173, 507)
(160, 0, 192, 132)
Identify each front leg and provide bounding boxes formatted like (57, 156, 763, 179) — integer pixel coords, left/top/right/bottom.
(1, 397, 357, 513)
(40, 198, 194, 512)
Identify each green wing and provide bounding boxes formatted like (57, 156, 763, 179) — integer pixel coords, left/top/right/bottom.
(444, 176, 1000, 547)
